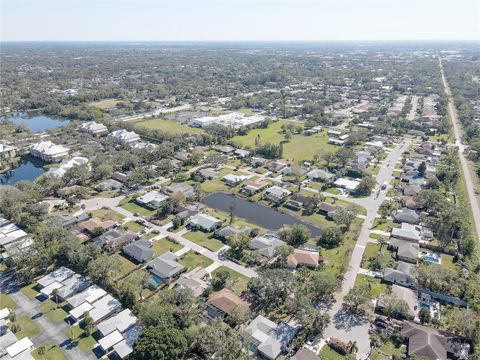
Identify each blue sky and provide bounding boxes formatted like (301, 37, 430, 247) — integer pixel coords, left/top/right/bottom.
(1, 0, 479, 41)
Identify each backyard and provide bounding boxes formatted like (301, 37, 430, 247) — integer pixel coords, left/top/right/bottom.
(211, 266, 249, 295)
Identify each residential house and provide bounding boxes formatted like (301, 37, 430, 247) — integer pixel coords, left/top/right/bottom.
(251, 233, 286, 258)
(78, 121, 108, 136)
(88, 294, 122, 323)
(394, 209, 420, 225)
(37, 266, 75, 288)
(50, 213, 90, 229)
(318, 203, 340, 219)
(112, 325, 142, 359)
(206, 288, 249, 319)
(234, 149, 251, 158)
(223, 173, 248, 186)
(391, 223, 421, 242)
(214, 225, 251, 242)
(93, 228, 137, 248)
(188, 214, 222, 232)
(306, 168, 335, 182)
(383, 262, 416, 288)
(175, 267, 210, 297)
(47, 157, 90, 178)
(291, 349, 321, 360)
(5, 337, 34, 358)
(97, 309, 137, 337)
(199, 168, 218, 180)
(78, 218, 117, 235)
(264, 186, 291, 203)
(402, 322, 469, 360)
(135, 190, 169, 209)
(389, 238, 419, 264)
(286, 249, 322, 269)
(107, 129, 141, 146)
(147, 252, 185, 282)
(28, 141, 69, 162)
(246, 315, 298, 360)
(0, 144, 16, 159)
(376, 285, 417, 319)
(122, 240, 154, 263)
(56, 273, 90, 300)
(241, 180, 268, 196)
(334, 178, 360, 192)
(163, 183, 195, 198)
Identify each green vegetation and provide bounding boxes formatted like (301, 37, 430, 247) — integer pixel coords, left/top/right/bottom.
(66, 325, 97, 352)
(89, 208, 125, 222)
(9, 315, 41, 339)
(211, 266, 249, 295)
(353, 274, 388, 300)
(87, 98, 119, 109)
(20, 284, 39, 300)
(39, 300, 68, 323)
(123, 220, 145, 233)
(31, 342, 68, 360)
(184, 231, 224, 252)
(152, 238, 183, 256)
(370, 340, 406, 360)
(134, 118, 204, 135)
(361, 242, 396, 271)
(319, 345, 347, 360)
(0, 293, 17, 309)
(113, 254, 139, 275)
(120, 199, 156, 218)
(178, 251, 213, 272)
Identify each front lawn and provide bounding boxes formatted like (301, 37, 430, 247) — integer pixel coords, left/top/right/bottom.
(89, 208, 125, 222)
(361, 243, 396, 271)
(9, 315, 41, 339)
(66, 325, 97, 352)
(370, 340, 407, 360)
(152, 238, 183, 256)
(319, 345, 346, 360)
(20, 284, 39, 300)
(211, 266, 249, 295)
(120, 200, 156, 218)
(31, 342, 68, 360)
(184, 231, 224, 252)
(0, 292, 17, 309)
(122, 220, 145, 234)
(178, 251, 213, 272)
(39, 300, 68, 323)
(353, 274, 388, 300)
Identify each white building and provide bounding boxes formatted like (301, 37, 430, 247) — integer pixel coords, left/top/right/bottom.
(78, 121, 108, 136)
(28, 141, 69, 162)
(107, 129, 141, 146)
(334, 178, 360, 192)
(192, 112, 265, 129)
(0, 144, 16, 159)
(47, 157, 90, 178)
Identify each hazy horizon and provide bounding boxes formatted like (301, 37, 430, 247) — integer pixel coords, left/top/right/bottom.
(1, 0, 479, 42)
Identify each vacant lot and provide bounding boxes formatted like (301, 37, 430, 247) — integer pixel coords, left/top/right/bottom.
(134, 118, 204, 135)
(152, 238, 183, 256)
(87, 98, 119, 109)
(184, 231, 224, 252)
(212, 266, 249, 295)
(231, 121, 335, 161)
(178, 251, 213, 272)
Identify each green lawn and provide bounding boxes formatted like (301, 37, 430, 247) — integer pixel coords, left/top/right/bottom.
(212, 266, 249, 295)
(9, 315, 41, 339)
(113, 254, 139, 275)
(178, 251, 213, 272)
(20, 284, 39, 300)
(66, 325, 97, 352)
(0, 293, 17, 310)
(370, 341, 407, 360)
(152, 238, 183, 256)
(31, 342, 68, 360)
(134, 118, 204, 135)
(361, 243, 396, 271)
(122, 220, 145, 234)
(120, 200, 156, 218)
(39, 300, 68, 323)
(231, 121, 335, 161)
(319, 345, 346, 360)
(354, 274, 388, 300)
(184, 231, 224, 252)
(89, 208, 125, 222)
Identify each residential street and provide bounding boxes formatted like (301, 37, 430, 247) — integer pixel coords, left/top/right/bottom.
(320, 139, 412, 359)
(439, 58, 480, 240)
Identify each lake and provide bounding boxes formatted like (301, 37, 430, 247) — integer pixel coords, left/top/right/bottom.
(0, 157, 46, 184)
(202, 192, 323, 237)
(6, 113, 70, 132)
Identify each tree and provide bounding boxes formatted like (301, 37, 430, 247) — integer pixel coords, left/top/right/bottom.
(318, 226, 343, 249)
(418, 307, 431, 324)
(132, 325, 188, 360)
(87, 255, 121, 290)
(348, 341, 358, 354)
(227, 304, 251, 327)
(278, 224, 311, 246)
(229, 201, 236, 225)
(51, 288, 59, 309)
(83, 312, 94, 336)
(37, 345, 46, 358)
(381, 294, 410, 319)
(333, 207, 357, 231)
(212, 269, 231, 291)
(155, 199, 174, 220)
(355, 175, 376, 196)
(247, 268, 295, 310)
(344, 283, 372, 315)
(274, 244, 294, 262)
(335, 148, 355, 168)
(418, 161, 427, 176)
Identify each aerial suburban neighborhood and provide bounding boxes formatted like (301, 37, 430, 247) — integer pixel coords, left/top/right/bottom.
(0, 1, 479, 360)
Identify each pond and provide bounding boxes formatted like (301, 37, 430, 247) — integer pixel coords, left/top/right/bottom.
(202, 192, 323, 237)
(5, 113, 70, 132)
(0, 157, 46, 184)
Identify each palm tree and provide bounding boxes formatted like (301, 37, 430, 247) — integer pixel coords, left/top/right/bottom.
(51, 288, 59, 309)
(229, 201, 236, 225)
(378, 237, 387, 251)
(348, 340, 358, 354)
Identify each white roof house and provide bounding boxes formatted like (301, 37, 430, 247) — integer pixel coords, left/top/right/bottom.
(78, 121, 108, 135)
(135, 191, 169, 209)
(98, 329, 124, 351)
(97, 309, 137, 337)
(222, 174, 248, 186)
(0, 308, 10, 320)
(0, 228, 28, 246)
(265, 186, 291, 202)
(334, 178, 360, 192)
(67, 285, 107, 308)
(69, 301, 94, 321)
(107, 129, 141, 146)
(89, 294, 122, 323)
(28, 141, 69, 162)
(56, 273, 90, 300)
(192, 112, 264, 129)
(47, 157, 90, 178)
(37, 266, 75, 288)
(188, 214, 222, 232)
(40, 281, 64, 297)
(113, 325, 142, 359)
(391, 223, 421, 242)
(5, 337, 34, 358)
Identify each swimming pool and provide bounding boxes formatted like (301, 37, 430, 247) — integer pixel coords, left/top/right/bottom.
(423, 255, 440, 264)
(150, 275, 165, 287)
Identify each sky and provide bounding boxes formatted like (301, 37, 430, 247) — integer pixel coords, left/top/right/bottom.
(1, 0, 479, 42)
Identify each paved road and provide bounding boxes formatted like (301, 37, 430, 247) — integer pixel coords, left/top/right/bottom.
(407, 95, 418, 121)
(439, 57, 480, 240)
(320, 139, 412, 359)
(0, 272, 96, 360)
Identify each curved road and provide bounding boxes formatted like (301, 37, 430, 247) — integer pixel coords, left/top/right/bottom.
(439, 57, 480, 240)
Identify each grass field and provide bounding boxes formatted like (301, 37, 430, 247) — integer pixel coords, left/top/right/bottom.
(66, 325, 97, 352)
(212, 266, 249, 295)
(39, 300, 68, 323)
(120, 199, 156, 218)
(113, 253, 139, 275)
(231, 121, 335, 161)
(20, 284, 39, 300)
(370, 341, 407, 360)
(319, 346, 346, 360)
(354, 274, 388, 300)
(31, 342, 68, 360)
(89, 208, 125, 222)
(178, 251, 213, 272)
(361, 243, 396, 271)
(0, 293, 17, 309)
(184, 231, 224, 252)
(87, 98, 119, 109)
(122, 220, 145, 234)
(134, 118, 204, 135)
(152, 238, 183, 256)
(9, 315, 41, 339)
